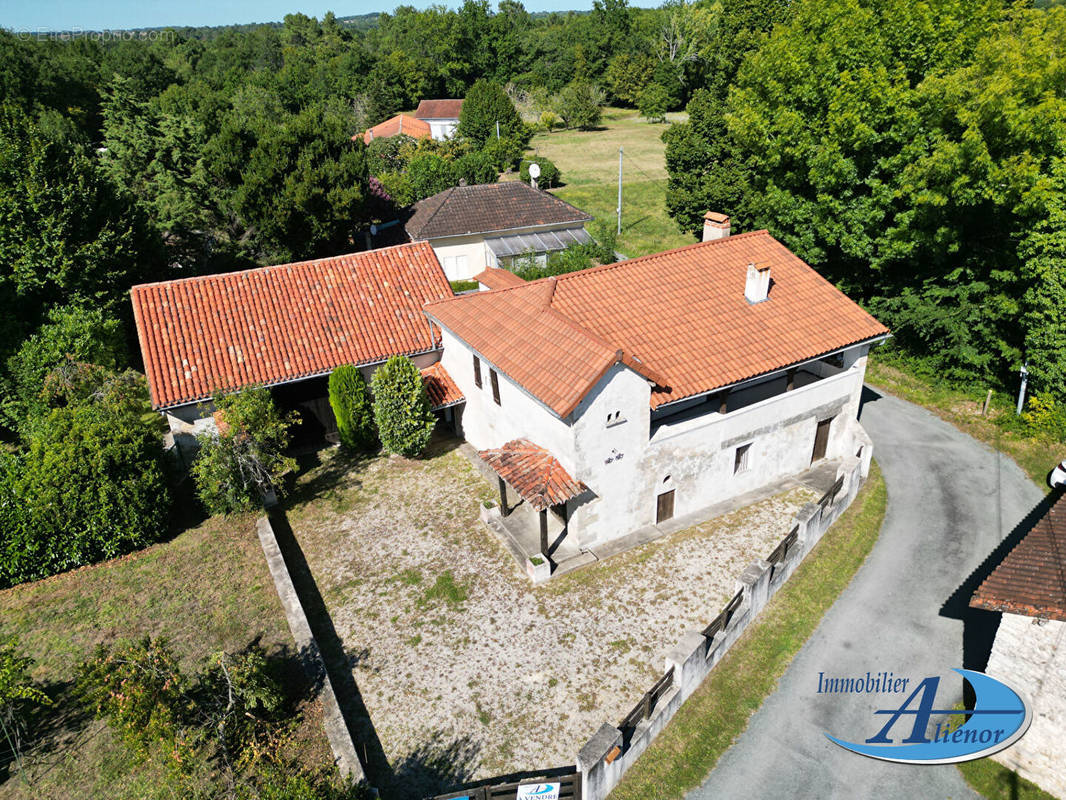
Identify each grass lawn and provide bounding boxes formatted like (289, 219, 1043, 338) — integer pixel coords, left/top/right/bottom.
(957, 756, 1059, 800)
(865, 355, 1061, 491)
(0, 499, 332, 799)
(609, 462, 887, 800)
(523, 107, 695, 258)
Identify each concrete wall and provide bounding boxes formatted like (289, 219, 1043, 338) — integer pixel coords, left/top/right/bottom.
(577, 455, 868, 800)
(428, 235, 492, 280)
(438, 328, 579, 474)
(444, 330, 873, 547)
(985, 613, 1066, 799)
(426, 222, 591, 280)
(426, 119, 458, 139)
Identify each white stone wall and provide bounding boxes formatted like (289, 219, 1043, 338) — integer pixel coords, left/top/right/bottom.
(442, 327, 873, 547)
(985, 613, 1066, 799)
(427, 119, 458, 140)
(427, 236, 492, 280)
(438, 328, 579, 474)
(426, 222, 592, 280)
(569, 364, 654, 546)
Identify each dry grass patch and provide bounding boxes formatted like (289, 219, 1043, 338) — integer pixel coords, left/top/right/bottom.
(521, 107, 695, 258)
(0, 503, 331, 800)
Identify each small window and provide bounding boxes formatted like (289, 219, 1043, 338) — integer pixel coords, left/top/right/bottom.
(456, 254, 468, 274)
(606, 410, 626, 427)
(490, 370, 501, 405)
(734, 443, 751, 474)
(473, 355, 482, 388)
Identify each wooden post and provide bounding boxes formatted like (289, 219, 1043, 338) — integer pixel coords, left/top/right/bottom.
(719, 390, 729, 414)
(786, 368, 797, 391)
(540, 509, 549, 555)
(498, 477, 509, 517)
(982, 389, 993, 416)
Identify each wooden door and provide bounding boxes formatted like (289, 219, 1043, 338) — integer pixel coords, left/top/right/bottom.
(656, 490, 675, 524)
(811, 417, 832, 463)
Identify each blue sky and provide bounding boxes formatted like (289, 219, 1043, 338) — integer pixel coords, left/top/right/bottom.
(0, 0, 659, 32)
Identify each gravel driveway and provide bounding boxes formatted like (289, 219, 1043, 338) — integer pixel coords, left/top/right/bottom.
(285, 440, 814, 788)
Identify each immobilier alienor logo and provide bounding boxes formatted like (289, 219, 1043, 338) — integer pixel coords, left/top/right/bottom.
(819, 668, 1031, 764)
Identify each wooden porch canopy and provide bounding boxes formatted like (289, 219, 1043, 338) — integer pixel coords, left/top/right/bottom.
(420, 363, 464, 411)
(477, 438, 585, 512)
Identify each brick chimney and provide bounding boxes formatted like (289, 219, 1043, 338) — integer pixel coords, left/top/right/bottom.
(745, 262, 771, 304)
(703, 212, 730, 242)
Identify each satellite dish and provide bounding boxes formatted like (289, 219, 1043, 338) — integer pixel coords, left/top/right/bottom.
(528, 162, 541, 179)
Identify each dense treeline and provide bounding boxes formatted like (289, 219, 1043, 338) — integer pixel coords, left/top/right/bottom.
(2, 0, 1065, 589)
(665, 0, 1066, 403)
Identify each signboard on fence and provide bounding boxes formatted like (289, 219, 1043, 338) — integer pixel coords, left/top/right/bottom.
(516, 784, 561, 800)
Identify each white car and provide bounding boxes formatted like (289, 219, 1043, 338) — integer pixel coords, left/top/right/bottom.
(1050, 460, 1066, 489)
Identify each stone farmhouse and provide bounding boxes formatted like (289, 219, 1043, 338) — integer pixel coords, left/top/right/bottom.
(424, 225, 888, 551)
(405, 182, 593, 281)
(970, 492, 1066, 799)
(131, 218, 888, 556)
(413, 98, 463, 140)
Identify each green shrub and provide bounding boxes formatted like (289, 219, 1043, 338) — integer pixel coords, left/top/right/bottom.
(0, 394, 169, 588)
(454, 149, 499, 185)
(1021, 394, 1066, 441)
(480, 136, 524, 172)
(370, 355, 436, 457)
(520, 156, 561, 187)
(78, 636, 291, 786)
(328, 364, 376, 451)
(191, 386, 296, 515)
(450, 279, 479, 293)
(638, 83, 670, 124)
(555, 80, 604, 130)
(3, 303, 125, 430)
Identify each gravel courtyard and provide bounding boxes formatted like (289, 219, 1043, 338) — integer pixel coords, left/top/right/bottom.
(285, 438, 815, 788)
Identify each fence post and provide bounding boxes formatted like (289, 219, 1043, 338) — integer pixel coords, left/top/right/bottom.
(577, 723, 624, 800)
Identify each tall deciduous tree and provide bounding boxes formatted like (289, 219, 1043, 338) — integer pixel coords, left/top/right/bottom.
(0, 104, 163, 348)
(457, 79, 526, 148)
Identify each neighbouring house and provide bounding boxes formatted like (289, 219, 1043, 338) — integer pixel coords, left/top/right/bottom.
(130, 242, 459, 457)
(405, 182, 594, 281)
(356, 113, 432, 145)
(413, 98, 463, 140)
(970, 492, 1066, 799)
(423, 223, 889, 551)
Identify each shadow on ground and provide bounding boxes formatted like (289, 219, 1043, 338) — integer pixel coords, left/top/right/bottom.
(941, 488, 1061, 705)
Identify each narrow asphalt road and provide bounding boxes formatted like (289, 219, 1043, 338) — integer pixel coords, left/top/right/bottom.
(688, 388, 1045, 800)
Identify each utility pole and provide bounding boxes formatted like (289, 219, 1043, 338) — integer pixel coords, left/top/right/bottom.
(1016, 362, 1029, 415)
(617, 146, 623, 236)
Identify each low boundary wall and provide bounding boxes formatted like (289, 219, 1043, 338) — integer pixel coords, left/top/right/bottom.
(256, 516, 366, 782)
(576, 452, 868, 800)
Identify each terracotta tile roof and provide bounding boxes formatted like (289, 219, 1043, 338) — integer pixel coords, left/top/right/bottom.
(420, 362, 464, 410)
(356, 114, 432, 145)
(132, 242, 452, 410)
(406, 182, 592, 241)
(425, 231, 889, 417)
(970, 493, 1066, 621)
(474, 267, 526, 290)
(478, 438, 586, 511)
(414, 99, 463, 120)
